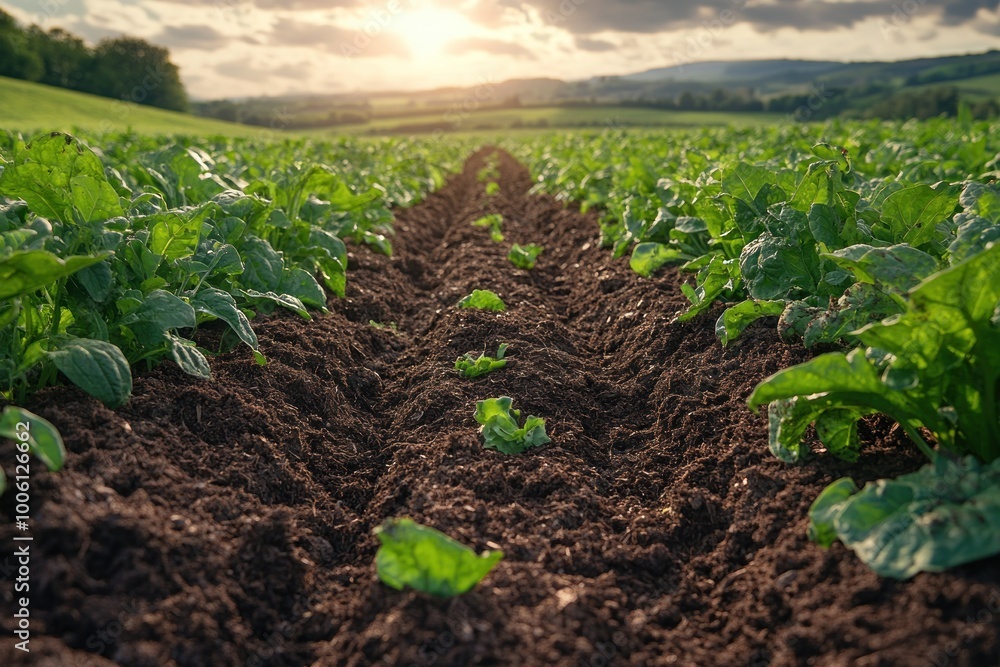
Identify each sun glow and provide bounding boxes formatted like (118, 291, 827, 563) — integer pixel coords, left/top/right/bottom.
(393, 8, 473, 59)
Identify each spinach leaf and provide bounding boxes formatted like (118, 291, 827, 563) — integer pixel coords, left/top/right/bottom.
(375, 518, 503, 597)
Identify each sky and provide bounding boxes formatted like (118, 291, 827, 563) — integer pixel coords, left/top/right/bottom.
(3, 0, 1000, 99)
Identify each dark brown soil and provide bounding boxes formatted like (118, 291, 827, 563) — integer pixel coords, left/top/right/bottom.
(2, 149, 999, 667)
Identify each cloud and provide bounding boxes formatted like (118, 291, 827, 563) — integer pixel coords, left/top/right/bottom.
(154, 0, 362, 9)
(445, 36, 536, 59)
(941, 0, 1000, 24)
(575, 36, 615, 52)
(1, 0, 86, 20)
(155, 24, 229, 50)
(468, 0, 999, 35)
(265, 17, 409, 58)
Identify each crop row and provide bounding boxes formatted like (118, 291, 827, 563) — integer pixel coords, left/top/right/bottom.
(509, 118, 1000, 579)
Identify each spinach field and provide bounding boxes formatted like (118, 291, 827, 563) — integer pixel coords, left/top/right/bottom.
(1, 121, 998, 666)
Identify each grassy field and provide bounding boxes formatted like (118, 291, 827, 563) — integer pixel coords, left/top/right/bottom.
(337, 105, 779, 134)
(905, 72, 1000, 100)
(0, 76, 780, 140)
(0, 76, 250, 136)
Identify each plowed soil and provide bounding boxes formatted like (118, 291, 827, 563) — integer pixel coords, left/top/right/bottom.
(2, 149, 999, 667)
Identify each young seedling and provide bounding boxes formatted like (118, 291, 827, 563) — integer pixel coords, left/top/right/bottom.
(508, 244, 544, 270)
(457, 290, 506, 312)
(485, 182, 501, 197)
(456, 344, 509, 378)
(472, 214, 504, 242)
(474, 396, 550, 455)
(375, 517, 503, 597)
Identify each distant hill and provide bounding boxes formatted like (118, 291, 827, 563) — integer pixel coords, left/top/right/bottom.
(0, 76, 252, 136)
(616, 59, 845, 84)
(189, 50, 1000, 131)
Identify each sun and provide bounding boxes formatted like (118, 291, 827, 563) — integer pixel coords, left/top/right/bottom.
(393, 8, 472, 59)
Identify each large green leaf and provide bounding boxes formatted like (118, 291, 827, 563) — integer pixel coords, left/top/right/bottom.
(48, 337, 132, 408)
(190, 288, 259, 351)
(148, 208, 208, 262)
(809, 457, 1000, 579)
(824, 244, 939, 292)
(374, 517, 503, 597)
(167, 334, 211, 379)
(630, 242, 685, 278)
(128, 290, 197, 347)
(0, 406, 66, 472)
(0, 133, 123, 224)
(740, 232, 820, 301)
(715, 299, 784, 346)
(0, 250, 110, 300)
(879, 184, 957, 247)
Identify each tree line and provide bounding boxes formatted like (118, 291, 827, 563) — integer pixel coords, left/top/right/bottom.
(0, 9, 188, 112)
(620, 84, 999, 121)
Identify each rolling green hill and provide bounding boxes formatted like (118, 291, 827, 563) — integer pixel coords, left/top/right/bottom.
(0, 76, 251, 136)
(905, 71, 1000, 100)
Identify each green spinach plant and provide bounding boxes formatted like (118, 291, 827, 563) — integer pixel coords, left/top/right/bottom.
(456, 344, 508, 378)
(474, 396, 549, 454)
(457, 290, 506, 312)
(375, 517, 503, 597)
(508, 244, 543, 270)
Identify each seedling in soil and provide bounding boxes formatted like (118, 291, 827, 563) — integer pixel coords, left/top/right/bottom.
(374, 517, 503, 597)
(0, 406, 66, 496)
(485, 182, 501, 197)
(472, 214, 504, 242)
(477, 156, 500, 183)
(508, 244, 544, 270)
(369, 320, 398, 331)
(475, 396, 550, 454)
(456, 344, 509, 378)
(458, 290, 506, 312)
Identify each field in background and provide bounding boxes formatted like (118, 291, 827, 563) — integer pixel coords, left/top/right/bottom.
(337, 106, 779, 135)
(0, 77, 252, 137)
(0, 77, 782, 139)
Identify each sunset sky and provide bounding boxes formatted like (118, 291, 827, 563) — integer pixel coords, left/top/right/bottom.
(3, 0, 1000, 99)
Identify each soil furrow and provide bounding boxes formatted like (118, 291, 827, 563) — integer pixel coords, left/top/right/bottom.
(2, 150, 998, 667)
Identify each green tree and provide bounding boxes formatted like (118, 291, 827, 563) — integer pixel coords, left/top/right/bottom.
(0, 9, 44, 81)
(83, 37, 188, 112)
(28, 26, 90, 90)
